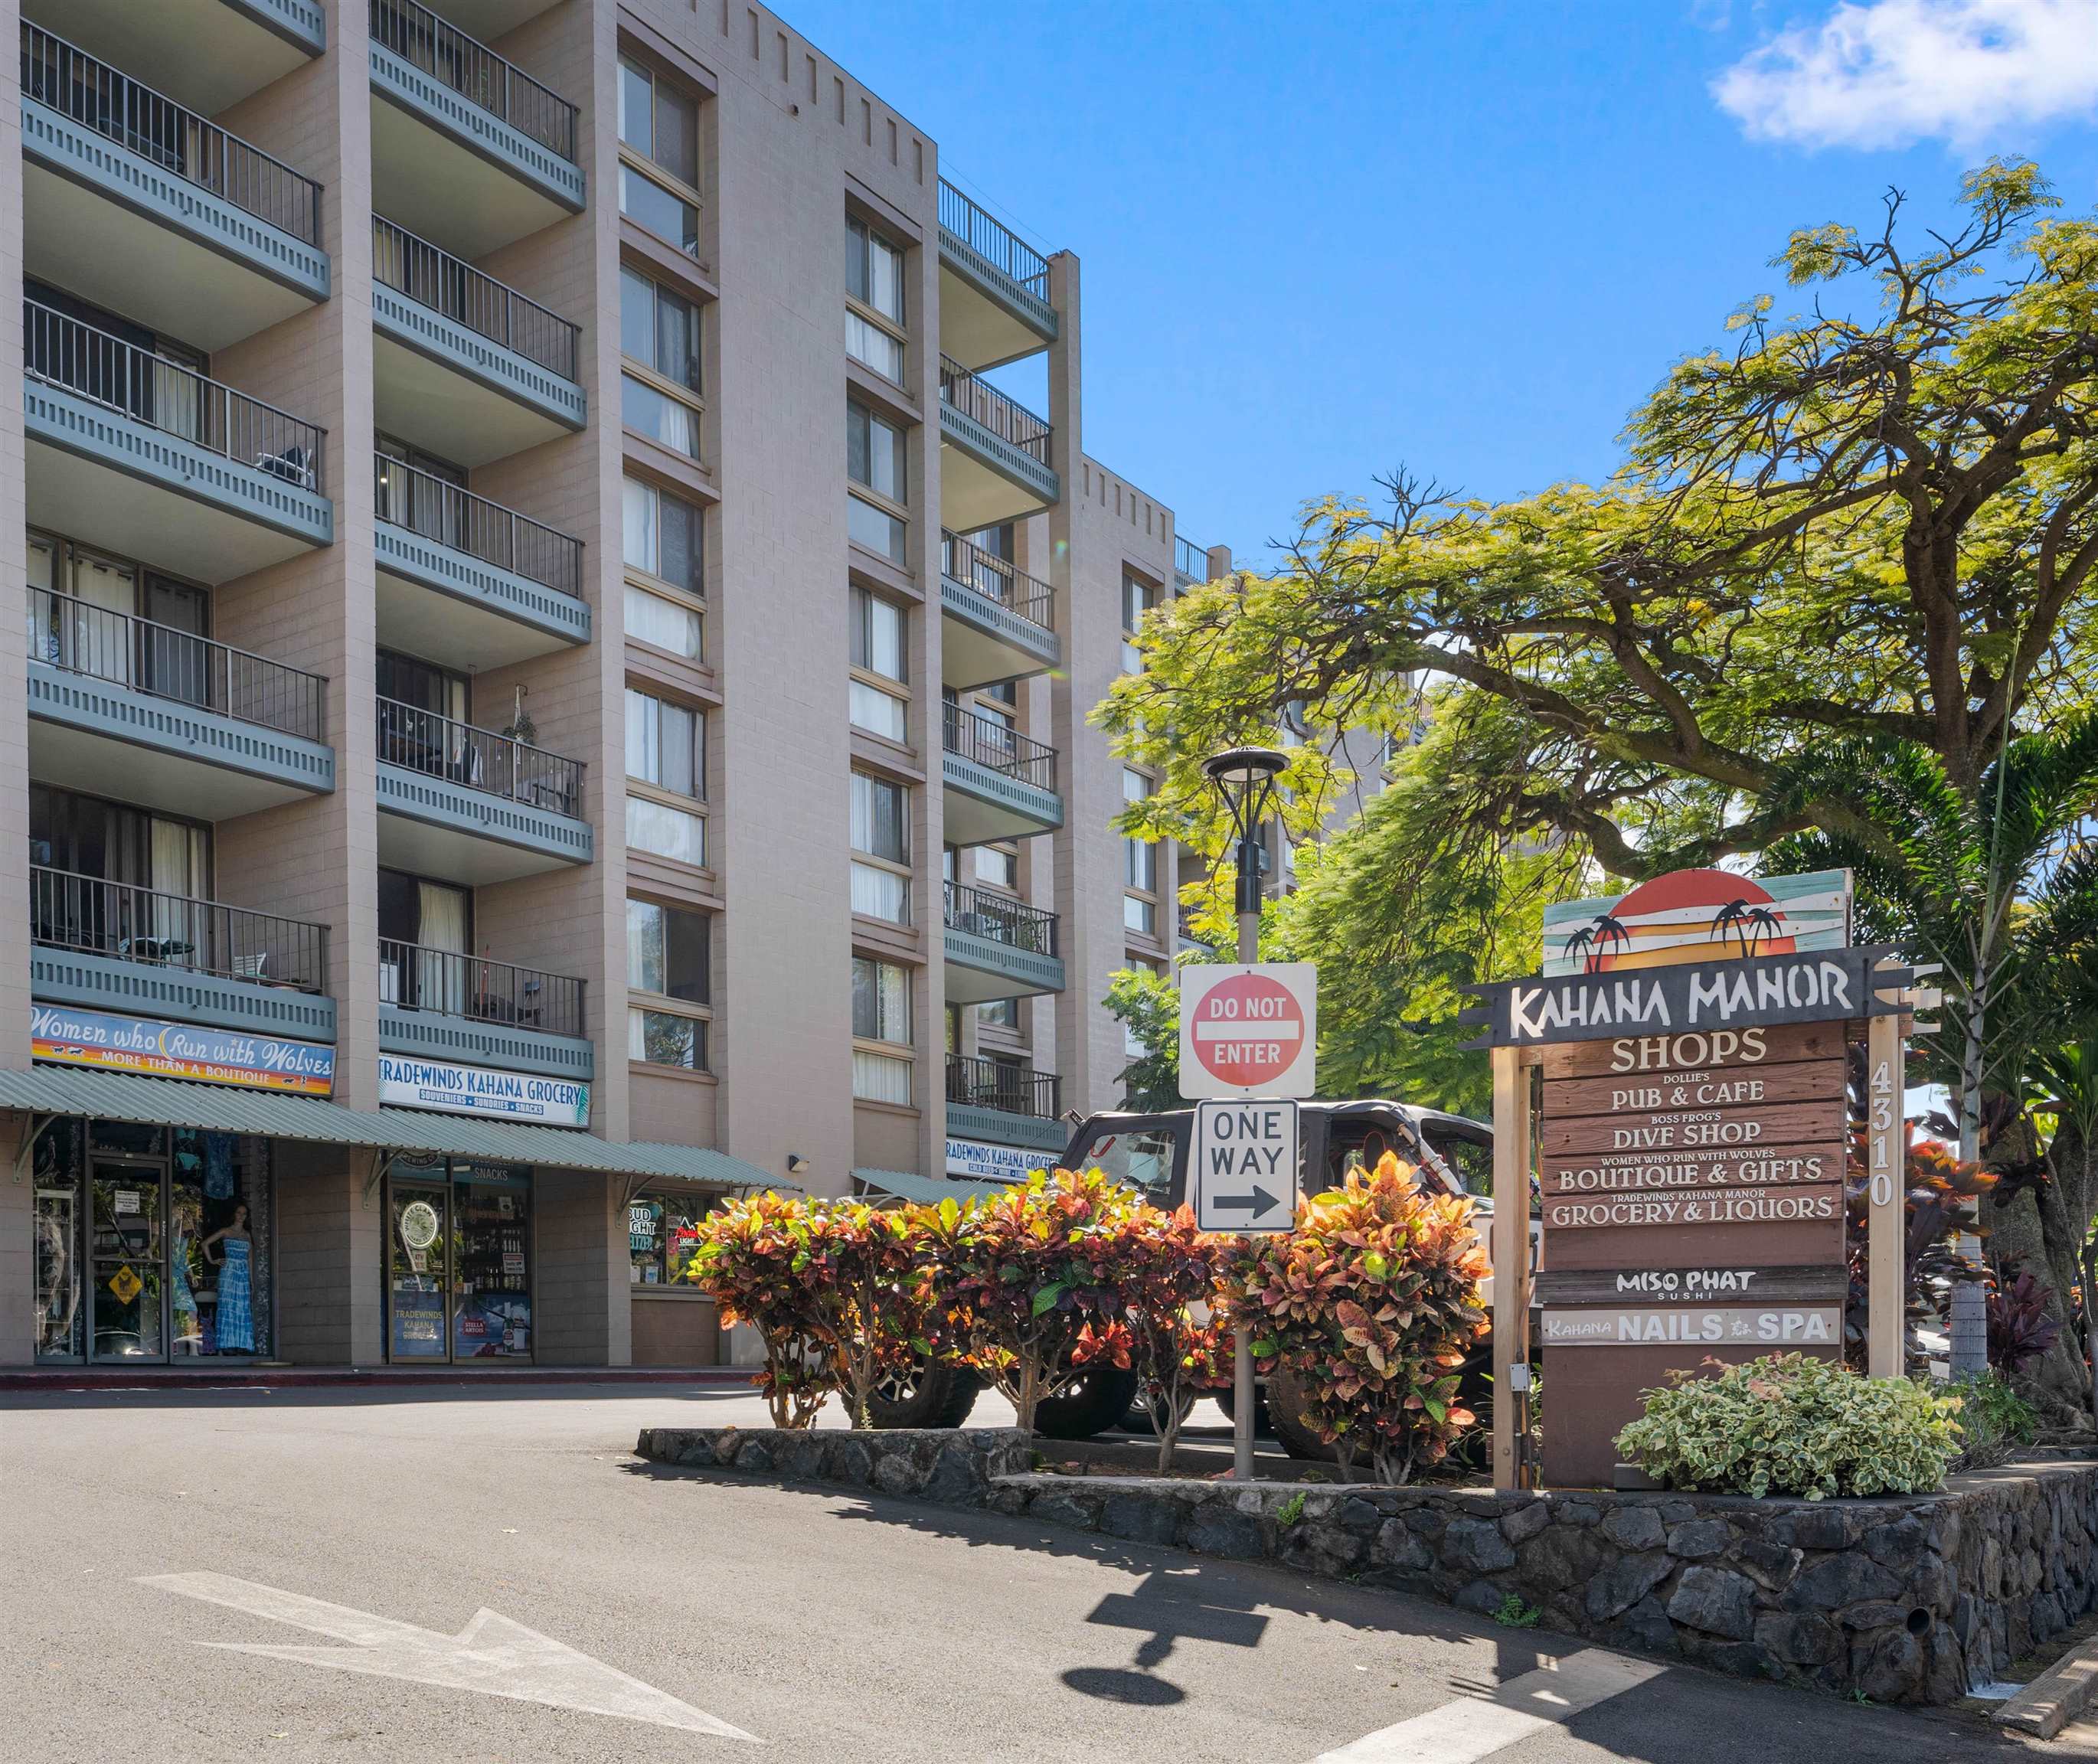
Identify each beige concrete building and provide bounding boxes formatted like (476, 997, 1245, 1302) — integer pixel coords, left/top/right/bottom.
(0, 0, 1223, 1368)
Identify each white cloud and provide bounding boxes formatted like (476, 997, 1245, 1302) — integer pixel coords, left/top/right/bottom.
(1714, 0, 2098, 149)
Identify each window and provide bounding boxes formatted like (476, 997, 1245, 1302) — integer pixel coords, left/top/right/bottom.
(626, 795, 705, 867)
(627, 1192, 714, 1285)
(974, 845, 1017, 890)
(626, 689, 703, 799)
(978, 997, 1018, 1030)
(629, 1007, 706, 1071)
(626, 583, 701, 660)
(621, 267, 701, 394)
(623, 475, 702, 595)
(848, 586, 907, 741)
(851, 771, 910, 923)
(1122, 570, 1157, 675)
(618, 56, 700, 256)
(845, 217, 906, 384)
(847, 402, 907, 504)
(848, 495, 905, 564)
(627, 897, 709, 1001)
(1123, 767, 1157, 933)
(851, 956, 913, 1103)
(624, 373, 701, 459)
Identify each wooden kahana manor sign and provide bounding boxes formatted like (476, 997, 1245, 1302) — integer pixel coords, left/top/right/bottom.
(1463, 867, 1913, 1489)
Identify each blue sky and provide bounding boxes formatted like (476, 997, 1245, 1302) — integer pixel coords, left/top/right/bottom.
(784, 0, 2098, 567)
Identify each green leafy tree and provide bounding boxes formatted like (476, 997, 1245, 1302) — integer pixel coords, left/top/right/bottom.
(1104, 964, 1183, 1110)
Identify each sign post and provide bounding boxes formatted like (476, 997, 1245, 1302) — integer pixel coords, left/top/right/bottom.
(1181, 961, 1317, 1481)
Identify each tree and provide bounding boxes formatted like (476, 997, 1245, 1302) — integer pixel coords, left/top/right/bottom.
(1104, 964, 1183, 1110)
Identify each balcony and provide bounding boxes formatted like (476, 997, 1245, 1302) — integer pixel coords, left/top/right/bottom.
(24, 301, 332, 580)
(372, 217, 585, 466)
(939, 531, 1059, 689)
(378, 940, 592, 1085)
(939, 356, 1059, 530)
(26, 1, 325, 115)
(368, 0, 584, 260)
(941, 704, 1061, 845)
(375, 697, 591, 884)
(936, 180, 1057, 371)
(29, 865, 335, 1044)
(374, 453, 589, 667)
(21, 25, 329, 358)
(28, 586, 333, 818)
(943, 881, 1064, 1004)
(945, 1053, 1068, 1156)
(1175, 534, 1210, 590)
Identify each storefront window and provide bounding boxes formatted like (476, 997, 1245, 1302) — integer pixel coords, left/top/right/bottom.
(386, 1160, 533, 1363)
(628, 1192, 713, 1285)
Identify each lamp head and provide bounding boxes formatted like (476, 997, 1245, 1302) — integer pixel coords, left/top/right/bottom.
(1201, 746, 1290, 794)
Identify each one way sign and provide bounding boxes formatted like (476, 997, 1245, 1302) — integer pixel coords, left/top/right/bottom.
(1191, 1099, 1299, 1233)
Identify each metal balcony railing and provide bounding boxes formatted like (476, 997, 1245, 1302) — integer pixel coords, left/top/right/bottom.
(944, 880, 1058, 958)
(940, 531, 1055, 635)
(374, 453, 582, 597)
(1175, 534, 1208, 583)
(936, 180, 1050, 302)
(942, 703, 1057, 793)
(28, 586, 328, 742)
(25, 300, 327, 492)
(378, 939, 583, 1037)
(32, 866, 329, 993)
(946, 1051, 1061, 1121)
(373, 216, 580, 381)
(375, 696, 583, 818)
(938, 355, 1051, 466)
(369, 0, 577, 164)
(22, 23, 323, 246)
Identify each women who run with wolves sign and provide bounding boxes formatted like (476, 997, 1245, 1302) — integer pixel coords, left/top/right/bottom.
(1463, 867, 1908, 1487)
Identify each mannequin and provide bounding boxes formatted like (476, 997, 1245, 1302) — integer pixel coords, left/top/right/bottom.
(202, 1201, 253, 1354)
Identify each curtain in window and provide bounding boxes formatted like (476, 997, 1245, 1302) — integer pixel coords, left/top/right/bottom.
(417, 881, 468, 1014)
(149, 819, 204, 962)
(67, 552, 134, 684)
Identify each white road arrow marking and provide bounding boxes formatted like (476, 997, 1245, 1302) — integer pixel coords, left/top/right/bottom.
(1312, 1648, 1665, 1763)
(139, 1572, 758, 1741)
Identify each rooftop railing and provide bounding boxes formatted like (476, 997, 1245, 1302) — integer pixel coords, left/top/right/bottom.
(28, 586, 328, 743)
(32, 865, 329, 994)
(940, 531, 1055, 635)
(375, 695, 583, 819)
(22, 23, 323, 246)
(937, 180, 1050, 302)
(25, 300, 327, 492)
(942, 703, 1057, 794)
(943, 880, 1058, 959)
(369, 0, 577, 164)
(946, 1051, 1061, 1121)
(939, 355, 1051, 466)
(373, 216, 580, 381)
(1175, 534, 1209, 583)
(374, 452, 582, 597)
(378, 939, 584, 1037)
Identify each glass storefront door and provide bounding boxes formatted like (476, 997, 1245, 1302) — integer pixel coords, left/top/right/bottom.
(89, 1160, 164, 1361)
(387, 1184, 451, 1361)
(384, 1165, 533, 1363)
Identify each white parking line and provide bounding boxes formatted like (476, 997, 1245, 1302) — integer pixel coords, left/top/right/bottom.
(1312, 1648, 1667, 1764)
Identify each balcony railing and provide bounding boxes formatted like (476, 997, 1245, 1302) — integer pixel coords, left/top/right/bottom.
(369, 0, 577, 164)
(937, 180, 1050, 302)
(946, 1052, 1061, 1121)
(939, 356, 1051, 466)
(32, 865, 328, 993)
(942, 704, 1056, 793)
(373, 216, 580, 381)
(376, 696, 583, 818)
(25, 300, 327, 492)
(1175, 534, 1208, 583)
(22, 23, 323, 246)
(374, 453, 582, 597)
(944, 880, 1058, 959)
(940, 531, 1055, 635)
(28, 586, 328, 743)
(378, 939, 583, 1037)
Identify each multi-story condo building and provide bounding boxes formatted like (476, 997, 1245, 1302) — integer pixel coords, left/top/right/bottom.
(0, 0, 1227, 1370)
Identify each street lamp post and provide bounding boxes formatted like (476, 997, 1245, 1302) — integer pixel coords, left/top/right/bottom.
(1201, 745, 1290, 1481)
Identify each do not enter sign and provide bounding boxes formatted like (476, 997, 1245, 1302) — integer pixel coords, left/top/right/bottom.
(1178, 962, 1318, 1099)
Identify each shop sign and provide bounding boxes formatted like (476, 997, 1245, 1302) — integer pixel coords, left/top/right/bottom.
(377, 1056, 589, 1126)
(946, 1137, 1046, 1183)
(1541, 1305, 1842, 1348)
(32, 1004, 335, 1095)
(399, 1200, 440, 1251)
(1543, 868, 1852, 976)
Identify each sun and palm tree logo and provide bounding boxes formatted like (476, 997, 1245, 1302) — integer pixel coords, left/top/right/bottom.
(1564, 913, 1631, 974)
(1711, 898, 1786, 959)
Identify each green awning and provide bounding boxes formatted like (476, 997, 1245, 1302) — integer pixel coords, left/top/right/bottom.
(0, 1067, 776, 1192)
(852, 1167, 1018, 1206)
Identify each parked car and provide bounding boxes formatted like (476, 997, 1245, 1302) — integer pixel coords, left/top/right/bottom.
(868, 1099, 1534, 1455)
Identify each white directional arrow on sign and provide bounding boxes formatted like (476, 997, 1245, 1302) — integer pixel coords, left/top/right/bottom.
(140, 1573, 758, 1741)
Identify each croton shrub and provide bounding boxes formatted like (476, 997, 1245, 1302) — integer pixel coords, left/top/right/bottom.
(1114, 1202, 1230, 1472)
(685, 1192, 926, 1429)
(1613, 1351, 1965, 1499)
(1226, 1152, 1490, 1485)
